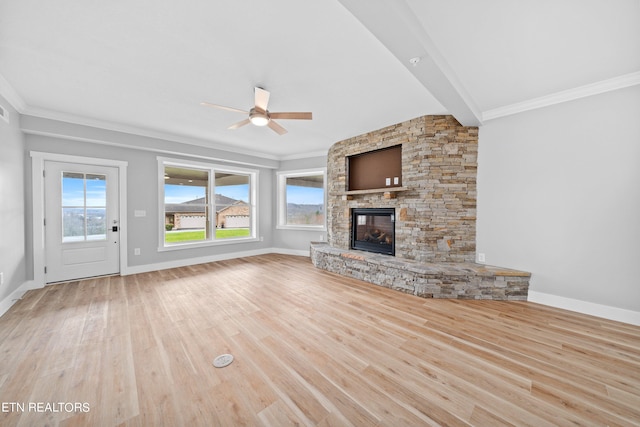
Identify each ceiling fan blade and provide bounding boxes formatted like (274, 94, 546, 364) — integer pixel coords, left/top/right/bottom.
(254, 87, 270, 111)
(267, 120, 288, 135)
(228, 118, 251, 130)
(201, 102, 248, 114)
(269, 112, 313, 120)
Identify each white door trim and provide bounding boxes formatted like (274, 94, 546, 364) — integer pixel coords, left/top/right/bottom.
(30, 151, 128, 287)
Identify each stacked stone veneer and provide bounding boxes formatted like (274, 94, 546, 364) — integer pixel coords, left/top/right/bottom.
(328, 115, 478, 262)
(318, 114, 531, 300)
(311, 243, 530, 300)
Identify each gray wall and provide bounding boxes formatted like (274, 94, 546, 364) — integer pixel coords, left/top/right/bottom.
(272, 155, 328, 253)
(22, 118, 281, 273)
(0, 95, 26, 302)
(477, 85, 640, 312)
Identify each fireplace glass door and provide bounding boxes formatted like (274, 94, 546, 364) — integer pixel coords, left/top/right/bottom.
(351, 208, 395, 255)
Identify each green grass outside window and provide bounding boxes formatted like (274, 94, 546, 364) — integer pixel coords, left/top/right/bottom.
(165, 228, 250, 243)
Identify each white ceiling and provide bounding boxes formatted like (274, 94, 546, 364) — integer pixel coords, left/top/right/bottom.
(1, 0, 638, 159)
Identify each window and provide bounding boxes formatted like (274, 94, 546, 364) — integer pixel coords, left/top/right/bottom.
(159, 158, 257, 249)
(277, 169, 326, 230)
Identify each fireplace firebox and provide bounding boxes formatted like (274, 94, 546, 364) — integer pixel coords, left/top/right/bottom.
(351, 208, 395, 255)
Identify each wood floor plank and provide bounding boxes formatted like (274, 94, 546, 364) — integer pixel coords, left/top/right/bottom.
(1, 254, 639, 426)
(258, 399, 308, 427)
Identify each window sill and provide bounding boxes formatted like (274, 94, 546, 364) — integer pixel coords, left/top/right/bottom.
(158, 236, 260, 252)
(276, 225, 326, 232)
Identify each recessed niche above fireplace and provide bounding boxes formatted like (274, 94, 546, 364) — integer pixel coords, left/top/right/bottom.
(347, 145, 401, 191)
(351, 208, 395, 256)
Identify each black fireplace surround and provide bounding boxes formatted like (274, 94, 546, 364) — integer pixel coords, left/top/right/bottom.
(351, 208, 395, 255)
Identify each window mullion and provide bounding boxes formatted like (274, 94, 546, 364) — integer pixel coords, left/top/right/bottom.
(83, 173, 88, 241)
(209, 168, 215, 241)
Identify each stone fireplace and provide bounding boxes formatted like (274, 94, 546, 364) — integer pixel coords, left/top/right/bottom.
(328, 115, 478, 262)
(311, 114, 530, 301)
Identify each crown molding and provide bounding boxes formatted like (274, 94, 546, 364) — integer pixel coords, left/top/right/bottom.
(279, 150, 328, 161)
(16, 101, 328, 163)
(482, 71, 640, 121)
(0, 73, 27, 112)
(22, 104, 331, 162)
(21, 105, 282, 162)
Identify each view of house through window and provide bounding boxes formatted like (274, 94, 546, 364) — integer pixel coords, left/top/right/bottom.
(164, 166, 210, 244)
(214, 172, 251, 239)
(278, 170, 325, 228)
(162, 161, 255, 246)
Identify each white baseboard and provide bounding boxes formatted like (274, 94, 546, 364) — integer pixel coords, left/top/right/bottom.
(270, 247, 311, 257)
(528, 290, 640, 326)
(0, 280, 40, 318)
(121, 247, 309, 276)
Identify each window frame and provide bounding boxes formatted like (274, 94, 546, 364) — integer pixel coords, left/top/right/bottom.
(158, 157, 259, 251)
(276, 168, 327, 231)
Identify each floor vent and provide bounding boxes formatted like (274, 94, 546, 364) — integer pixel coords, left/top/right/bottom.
(0, 104, 8, 124)
(213, 354, 234, 368)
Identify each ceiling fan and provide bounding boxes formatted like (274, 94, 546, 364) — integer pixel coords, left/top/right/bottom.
(201, 87, 312, 135)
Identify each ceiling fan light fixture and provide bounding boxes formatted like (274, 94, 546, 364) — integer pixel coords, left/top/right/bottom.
(203, 87, 311, 135)
(249, 108, 270, 126)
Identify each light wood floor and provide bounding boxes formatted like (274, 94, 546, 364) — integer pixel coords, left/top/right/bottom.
(1, 254, 639, 426)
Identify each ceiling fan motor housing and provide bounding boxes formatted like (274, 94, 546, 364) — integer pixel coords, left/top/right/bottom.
(249, 107, 270, 126)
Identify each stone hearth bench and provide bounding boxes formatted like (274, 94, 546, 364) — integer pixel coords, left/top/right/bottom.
(310, 242, 530, 301)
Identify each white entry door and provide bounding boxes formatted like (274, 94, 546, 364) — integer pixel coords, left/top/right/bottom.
(44, 161, 120, 283)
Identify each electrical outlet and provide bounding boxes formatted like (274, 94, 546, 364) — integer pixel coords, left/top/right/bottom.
(385, 177, 391, 186)
(393, 177, 399, 185)
(478, 253, 486, 263)
(134, 248, 141, 255)
(0, 272, 4, 285)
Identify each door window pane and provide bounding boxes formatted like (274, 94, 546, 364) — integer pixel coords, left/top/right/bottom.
(62, 208, 85, 241)
(61, 172, 108, 243)
(62, 172, 84, 206)
(85, 174, 107, 207)
(87, 208, 107, 240)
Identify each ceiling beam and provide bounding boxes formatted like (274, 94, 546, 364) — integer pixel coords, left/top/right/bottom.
(338, 0, 483, 127)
